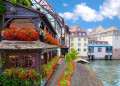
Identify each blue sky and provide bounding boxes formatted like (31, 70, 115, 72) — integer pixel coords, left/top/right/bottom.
(47, 0, 120, 32)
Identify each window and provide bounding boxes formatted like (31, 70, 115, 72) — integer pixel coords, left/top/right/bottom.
(62, 28, 64, 34)
(78, 48, 81, 52)
(89, 42, 92, 44)
(84, 43, 86, 46)
(106, 47, 112, 53)
(93, 42, 97, 45)
(83, 33, 85, 36)
(84, 38, 86, 41)
(78, 38, 81, 41)
(104, 42, 107, 45)
(115, 31, 118, 34)
(72, 33, 74, 36)
(89, 47, 94, 53)
(98, 48, 102, 52)
(79, 32, 81, 36)
(78, 43, 81, 46)
(98, 42, 102, 45)
(71, 38, 74, 41)
(78, 28, 80, 30)
(71, 43, 73, 46)
(8, 54, 36, 69)
(84, 49, 86, 52)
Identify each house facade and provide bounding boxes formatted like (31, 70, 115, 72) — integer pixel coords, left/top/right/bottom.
(61, 24, 70, 56)
(88, 26, 120, 59)
(70, 25, 88, 57)
(0, 0, 68, 73)
(88, 41, 112, 59)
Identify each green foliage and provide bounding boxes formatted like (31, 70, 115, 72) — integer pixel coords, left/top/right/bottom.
(0, 58, 6, 67)
(10, 0, 17, 5)
(58, 61, 74, 86)
(0, 51, 7, 67)
(0, 68, 42, 86)
(23, 0, 31, 7)
(64, 48, 79, 62)
(0, 0, 7, 31)
(0, 0, 6, 16)
(42, 56, 61, 78)
(10, 0, 31, 7)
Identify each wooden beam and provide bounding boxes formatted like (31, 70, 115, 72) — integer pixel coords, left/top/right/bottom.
(2, 17, 5, 30)
(39, 53, 42, 74)
(29, 18, 37, 27)
(44, 25, 46, 30)
(4, 18, 13, 28)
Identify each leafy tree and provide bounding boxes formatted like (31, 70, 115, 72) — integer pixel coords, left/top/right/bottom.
(64, 48, 79, 62)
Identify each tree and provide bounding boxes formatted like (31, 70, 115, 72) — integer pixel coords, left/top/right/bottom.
(64, 48, 79, 62)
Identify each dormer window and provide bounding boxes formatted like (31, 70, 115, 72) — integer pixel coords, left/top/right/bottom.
(78, 28, 80, 30)
(79, 32, 81, 36)
(83, 33, 85, 36)
(115, 31, 118, 34)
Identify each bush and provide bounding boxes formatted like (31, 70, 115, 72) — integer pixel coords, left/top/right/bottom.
(0, 68, 42, 86)
(58, 61, 75, 86)
(42, 56, 61, 78)
(64, 49, 79, 62)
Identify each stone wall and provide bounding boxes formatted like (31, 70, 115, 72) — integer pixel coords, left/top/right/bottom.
(113, 48, 120, 59)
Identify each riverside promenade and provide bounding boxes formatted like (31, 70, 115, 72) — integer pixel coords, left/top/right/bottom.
(45, 59, 103, 86)
(71, 63, 103, 86)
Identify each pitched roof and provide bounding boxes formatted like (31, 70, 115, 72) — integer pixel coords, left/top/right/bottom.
(88, 25, 118, 36)
(70, 25, 86, 32)
(88, 25, 104, 36)
(98, 26, 118, 33)
(0, 40, 58, 50)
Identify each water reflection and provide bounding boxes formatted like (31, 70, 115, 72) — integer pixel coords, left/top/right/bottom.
(88, 60, 120, 86)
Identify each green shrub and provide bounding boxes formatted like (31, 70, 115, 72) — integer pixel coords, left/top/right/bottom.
(0, 68, 42, 86)
(64, 48, 79, 62)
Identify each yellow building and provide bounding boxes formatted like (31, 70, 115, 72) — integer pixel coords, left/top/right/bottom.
(70, 25, 88, 57)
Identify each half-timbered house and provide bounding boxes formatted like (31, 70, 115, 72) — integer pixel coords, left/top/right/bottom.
(0, 0, 65, 74)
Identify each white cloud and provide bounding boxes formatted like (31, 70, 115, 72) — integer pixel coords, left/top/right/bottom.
(59, 12, 74, 20)
(100, 0, 120, 19)
(73, 3, 104, 22)
(87, 28, 93, 33)
(59, 0, 120, 22)
(63, 3, 68, 7)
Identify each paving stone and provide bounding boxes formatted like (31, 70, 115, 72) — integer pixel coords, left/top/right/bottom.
(71, 63, 103, 86)
(45, 59, 68, 86)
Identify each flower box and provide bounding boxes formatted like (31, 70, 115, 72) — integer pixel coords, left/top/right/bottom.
(42, 56, 61, 79)
(40, 29, 60, 45)
(1, 27, 39, 41)
(57, 61, 75, 86)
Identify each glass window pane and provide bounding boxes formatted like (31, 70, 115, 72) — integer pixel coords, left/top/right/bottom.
(78, 38, 81, 41)
(79, 33, 81, 36)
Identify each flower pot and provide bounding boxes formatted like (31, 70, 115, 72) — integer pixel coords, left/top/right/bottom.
(10, 7, 16, 14)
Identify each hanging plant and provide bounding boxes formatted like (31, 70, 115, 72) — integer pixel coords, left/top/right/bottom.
(40, 29, 59, 45)
(0, 0, 6, 16)
(0, 0, 7, 32)
(10, 7, 16, 14)
(10, 0, 31, 7)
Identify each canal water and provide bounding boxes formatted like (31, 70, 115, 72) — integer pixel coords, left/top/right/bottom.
(88, 60, 120, 86)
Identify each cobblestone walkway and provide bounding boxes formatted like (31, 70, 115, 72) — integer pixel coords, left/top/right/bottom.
(45, 58, 68, 86)
(71, 63, 103, 86)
